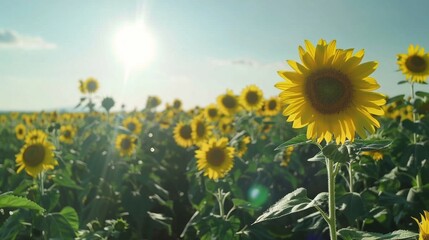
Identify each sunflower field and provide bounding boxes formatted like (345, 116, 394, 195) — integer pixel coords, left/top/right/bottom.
(1, 40, 429, 240)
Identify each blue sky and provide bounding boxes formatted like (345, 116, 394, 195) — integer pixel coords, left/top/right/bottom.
(1, 0, 429, 111)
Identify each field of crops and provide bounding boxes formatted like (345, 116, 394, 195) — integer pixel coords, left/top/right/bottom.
(1, 40, 429, 240)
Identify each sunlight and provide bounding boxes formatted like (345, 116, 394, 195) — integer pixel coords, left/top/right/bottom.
(114, 22, 156, 71)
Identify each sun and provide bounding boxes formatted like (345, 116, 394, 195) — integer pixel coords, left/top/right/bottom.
(114, 22, 156, 70)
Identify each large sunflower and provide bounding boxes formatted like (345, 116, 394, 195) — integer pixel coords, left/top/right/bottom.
(217, 90, 241, 116)
(115, 134, 137, 157)
(397, 44, 429, 83)
(122, 116, 142, 135)
(59, 125, 77, 144)
(173, 122, 193, 148)
(16, 139, 58, 177)
(240, 85, 264, 111)
(195, 137, 235, 180)
(275, 39, 386, 144)
(413, 210, 429, 240)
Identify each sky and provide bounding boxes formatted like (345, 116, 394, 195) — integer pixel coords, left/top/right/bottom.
(1, 0, 429, 112)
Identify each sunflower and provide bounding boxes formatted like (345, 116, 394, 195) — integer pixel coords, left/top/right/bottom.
(217, 90, 241, 116)
(218, 117, 234, 135)
(235, 136, 251, 158)
(397, 44, 429, 83)
(191, 116, 212, 146)
(16, 139, 58, 177)
(25, 129, 48, 143)
(173, 122, 193, 148)
(115, 134, 137, 157)
(146, 96, 162, 109)
(361, 150, 383, 161)
(59, 125, 77, 144)
(78, 79, 86, 94)
(84, 77, 99, 93)
(275, 39, 386, 144)
(280, 146, 294, 167)
(204, 104, 220, 122)
(413, 210, 429, 240)
(262, 97, 282, 116)
(15, 123, 26, 140)
(195, 137, 235, 180)
(122, 116, 142, 135)
(240, 85, 264, 111)
(173, 99, 182, 110)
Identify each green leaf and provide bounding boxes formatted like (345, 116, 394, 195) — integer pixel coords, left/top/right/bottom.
(322, 144, 349, 163)
(338, 192, 365, 224)
(338, 228, 418, 240)
(402, 119, 429, 135)
(44, 213, 76, 239)
(387, 94, 405, 104)
(352, 139, 392, 151)
(416, 91, 429, 98)
(253, 188, 327, 224)
(397, 80, 408, 85)
(274, 134, 311, 151)
(0, 194, 45, 212)
(232, 198, 257, 210)
(147, 211, 172, 235)
(60, 207, 79, 232)
(53, 173, 83, 190)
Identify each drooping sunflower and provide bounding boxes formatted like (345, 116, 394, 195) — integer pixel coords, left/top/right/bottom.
(122, 116, 142, 135)
(16, 139, 58, 177)
(173, 122, 193, 148)
(115, 134, 137, 157)
(397, 44, 429, 83)
(25, 129, 48, 143)
(280, 146, 294, 167)
(195, 137, 235, 180)
(59, 125, 77, 145)
(217, 90, 241, 116)
(361, 150, 383, 161)
(84, 77, 99, 93)
(240, 85, 264, 111)
(15, 123, 26, 140)
(235, 136, 251, 158)
(204, 104, 220, 122)
(413, 210, 429, 240)
(262, 97, 282, 116)
(191, 115, 212, 146)
(275, 39, 386, 144)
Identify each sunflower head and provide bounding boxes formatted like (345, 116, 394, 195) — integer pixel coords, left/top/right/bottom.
(173, 122, 193, 148)
(361, 150, 383, 161)
(217, 90, 241, 116)
(280, 146, 294, 167)
(25, 129, 48, 144)
(397, 44, 429, 83)
(59, 125, 77, 145)
(16, 139, 58, 177)
(146, 96, 162, 109)
(275, 39, 386, 144)
(122, 116, 142, 135)
(79, 79, 86, 94)
(173, 99, 182, 110)
(191, 115, 212, 146)
(240, 85, 264, 111)
(235, 136, 251, 158)
(84, 77, 99, 93)
(261, 96, 282, 116)
(195, 137, 235, 180)
(115, 134, 137, 157)
(15, 123, 27, 140)
(413, 210, 429, 240)
(204, 104, 220, 122)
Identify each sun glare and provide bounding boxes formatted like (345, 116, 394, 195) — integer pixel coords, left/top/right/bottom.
(114, 22, 156, 70)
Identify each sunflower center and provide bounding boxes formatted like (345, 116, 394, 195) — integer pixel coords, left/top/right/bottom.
(208, 108, 218, 118)
(121, 138, 132, 150)
(127, 122, 136, 131)
(406, 55, 427, 73)
(18, 128, 24, 135)
(64, 130, 72, 139)
(179, 125, 192, 139)
(196, 122, 205, 137)
(222, 95, 238, 109)
(306, 69, 353, 114)
(245, 91, 259, 105)
(87, 81, 98, 92)
(23, 144, 45, 167)
(268, 100, 277, 110)
(173, 100, 182, 109)
(206, 147, 226, 166)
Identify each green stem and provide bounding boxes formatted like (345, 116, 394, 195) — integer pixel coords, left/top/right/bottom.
(348, 161, 354, 193)
(327, 157, 337, 240)
(410, 83, 422, 190)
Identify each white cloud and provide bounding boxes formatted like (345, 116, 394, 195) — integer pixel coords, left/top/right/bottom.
(0, 29, 57, 50)
(210, 58, 283, 69)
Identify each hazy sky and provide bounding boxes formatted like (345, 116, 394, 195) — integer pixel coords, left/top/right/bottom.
(1, 0, 429, 111)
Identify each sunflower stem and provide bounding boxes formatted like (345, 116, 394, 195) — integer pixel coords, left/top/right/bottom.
(348, 161, 354, 193)
(326, 157, 337, 240)
(39, 171, 45, 196)
(410, 82, 423, 190)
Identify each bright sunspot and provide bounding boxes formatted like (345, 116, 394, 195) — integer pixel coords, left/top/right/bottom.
(114, 22, 156, 70)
